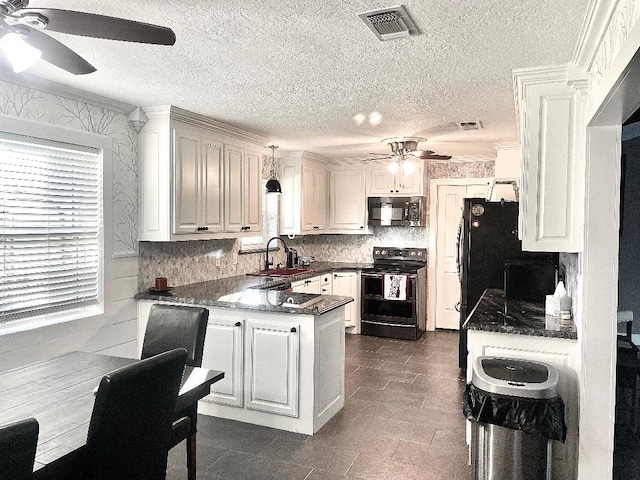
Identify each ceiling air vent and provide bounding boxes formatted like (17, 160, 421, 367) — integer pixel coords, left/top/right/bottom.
(358, 5, 420, 41)
(456, 121, 483, 131)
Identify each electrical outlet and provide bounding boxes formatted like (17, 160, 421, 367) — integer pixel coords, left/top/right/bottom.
(216, 256, 221, 268)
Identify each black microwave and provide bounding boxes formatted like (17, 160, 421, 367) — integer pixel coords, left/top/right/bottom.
(367, 197, 425, 227)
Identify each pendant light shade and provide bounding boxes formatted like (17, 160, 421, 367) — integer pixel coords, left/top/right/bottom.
(266, 145, 281, 194)
(266, 177, 282, 194)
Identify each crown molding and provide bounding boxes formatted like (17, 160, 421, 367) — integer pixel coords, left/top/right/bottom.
(571, 0, 608, 70)
(280, 150, 331, 165)
(143, 105, 269, 146)
(0, 67, 135, 114)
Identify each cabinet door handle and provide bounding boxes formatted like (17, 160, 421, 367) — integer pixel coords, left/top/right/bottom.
(290, 327, 297, 333)
(360, 226, 363, 229)
(197, 226, 209, 231)
(235, 321, 242, 327)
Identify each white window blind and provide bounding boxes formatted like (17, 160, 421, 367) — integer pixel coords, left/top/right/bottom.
(0, 133, 102, 324)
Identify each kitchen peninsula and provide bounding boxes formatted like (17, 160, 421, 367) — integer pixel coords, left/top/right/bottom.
(463, 288, 578, 479)
(136, 272, 353, 435)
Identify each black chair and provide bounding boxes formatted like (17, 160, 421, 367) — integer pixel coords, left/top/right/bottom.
(85, 348, 187, 480)
(141, 304, 209, 480)
(0, 417, 39, 480)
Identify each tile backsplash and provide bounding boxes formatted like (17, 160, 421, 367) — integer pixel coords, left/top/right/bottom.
(138, 227, 427, 289)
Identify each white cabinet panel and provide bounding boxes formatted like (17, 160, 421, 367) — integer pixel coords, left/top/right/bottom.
(302, 165, 327, 232)
(332, 271, 360, 331)
(244, 149, 263, 232)
(139, 105, 266, 241)
(292, 276, 321, 294)
(246, 320, 299, 417)
(329, 169, 367, 231)
(513, 66, 588, 252)
(202, 317, 244, 407)
(224, 144, 244, 232)
(279, 152, 329, 236)
(367, 163, 423, 196)
(315, 315, 344, 414)
(202, 137, 224, 232)
(173, 127, 200, 234)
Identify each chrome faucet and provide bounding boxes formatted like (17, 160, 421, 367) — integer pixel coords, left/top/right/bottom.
(264, 236, 289, 271)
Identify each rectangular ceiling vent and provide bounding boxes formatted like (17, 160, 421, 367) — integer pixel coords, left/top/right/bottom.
(456, 121, 483, 131)
(358, 5, 420, 41)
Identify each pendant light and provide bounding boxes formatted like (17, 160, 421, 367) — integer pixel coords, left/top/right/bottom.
(265, 145, 282, 194)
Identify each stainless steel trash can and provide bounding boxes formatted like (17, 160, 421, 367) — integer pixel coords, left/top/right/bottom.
(468, 356, 561, 480)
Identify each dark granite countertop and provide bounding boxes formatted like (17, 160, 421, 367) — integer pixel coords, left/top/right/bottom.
(134, 262, 366, 315)
(462, 288, 577, 339)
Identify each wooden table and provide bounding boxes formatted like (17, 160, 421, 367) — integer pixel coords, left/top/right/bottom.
(0, 351, 224, 479)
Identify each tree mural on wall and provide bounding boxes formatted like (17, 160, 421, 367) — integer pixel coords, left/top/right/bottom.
(0, 79, 139, 256)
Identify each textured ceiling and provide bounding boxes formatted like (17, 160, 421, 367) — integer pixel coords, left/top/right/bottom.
(7, 0, 588, 158)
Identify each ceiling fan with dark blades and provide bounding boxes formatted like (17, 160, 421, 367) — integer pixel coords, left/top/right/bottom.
(368, 137, 452, 161)
(0, 0, 176, 74)
(365, 137, 451, 175)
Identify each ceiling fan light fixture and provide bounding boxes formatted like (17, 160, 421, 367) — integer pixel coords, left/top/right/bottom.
(0, 31, 40, 72)
(402, 160, 415, 175)
(265, 145, 282, 195)
(387, 161, 399, 175)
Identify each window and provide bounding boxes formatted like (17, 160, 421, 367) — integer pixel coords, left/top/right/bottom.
(0, 132, 103, 325)
(240, 179, 279, 249)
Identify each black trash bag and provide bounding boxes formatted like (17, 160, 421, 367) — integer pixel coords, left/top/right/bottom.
(463, 383, 567, 442)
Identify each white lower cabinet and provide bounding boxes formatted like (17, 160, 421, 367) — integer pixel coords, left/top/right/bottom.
(201, 317, 244, 407)
(332, 271, 360, 333)
(138, 300, 344, 434)
(466, 330, 578, 480)
(291, 275, 321, 294)
(245, 320, 299, 417)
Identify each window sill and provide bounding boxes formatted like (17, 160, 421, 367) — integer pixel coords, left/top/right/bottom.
(0, 305, 104, 336)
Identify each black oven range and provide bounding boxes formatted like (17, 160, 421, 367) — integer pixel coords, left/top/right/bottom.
(361, 247, 427, 341)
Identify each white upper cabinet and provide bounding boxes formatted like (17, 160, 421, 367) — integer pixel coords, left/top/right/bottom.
(138, 105, 267, 241)
(280, 151, 329, 236)
(173, 124, 224, 235)
(301, 164, 327, 232)
(513, 66, 589, 253)
(329, 168, 367, 232)
(367, 162, 424, 196)
(224, 143, 262, 233)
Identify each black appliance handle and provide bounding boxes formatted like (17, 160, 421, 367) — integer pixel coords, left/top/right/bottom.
(456, 213, 464, 283)
(361, 272, 417, 279)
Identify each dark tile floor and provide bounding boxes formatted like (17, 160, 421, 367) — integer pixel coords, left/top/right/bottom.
(166, 330, 471, 480)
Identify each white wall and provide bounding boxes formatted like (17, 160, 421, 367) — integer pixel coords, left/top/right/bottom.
(0, 75, 140, 371)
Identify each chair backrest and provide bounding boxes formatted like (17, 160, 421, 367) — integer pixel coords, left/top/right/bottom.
(86, 348, 187, 480)
(0, 417, 39, 480)
(141, 304, 209, 367)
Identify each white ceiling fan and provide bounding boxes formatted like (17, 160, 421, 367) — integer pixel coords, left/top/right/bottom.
(368, 137, 452, 175)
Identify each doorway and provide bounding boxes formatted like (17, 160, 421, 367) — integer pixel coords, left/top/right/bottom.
(427, 178, 489, 331)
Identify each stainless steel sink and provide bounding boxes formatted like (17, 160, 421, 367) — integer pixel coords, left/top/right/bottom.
(246, 267, 312, 277)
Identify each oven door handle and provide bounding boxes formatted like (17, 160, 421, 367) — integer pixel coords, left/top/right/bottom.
(361, 272, 417, 279)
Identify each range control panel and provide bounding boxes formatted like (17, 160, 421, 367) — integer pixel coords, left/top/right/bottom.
(372, 247, 426, 263)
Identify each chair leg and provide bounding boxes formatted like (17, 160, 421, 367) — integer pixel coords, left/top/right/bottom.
(187, 433, 197, 480)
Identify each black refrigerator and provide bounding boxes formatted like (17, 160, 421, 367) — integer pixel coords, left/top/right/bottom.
(457, 199, 556, 368)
